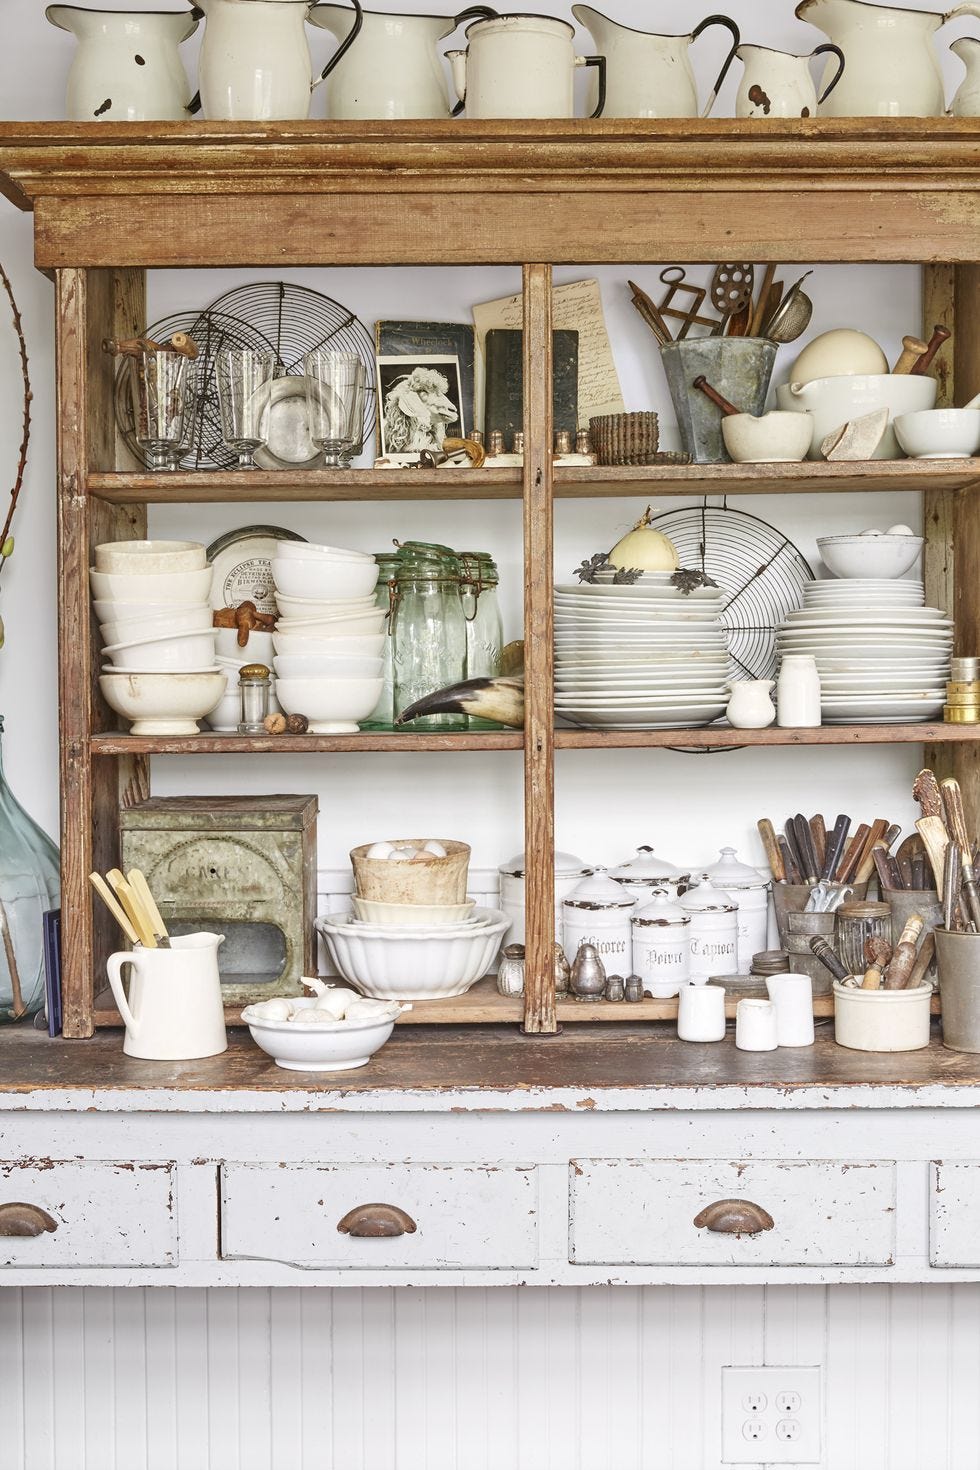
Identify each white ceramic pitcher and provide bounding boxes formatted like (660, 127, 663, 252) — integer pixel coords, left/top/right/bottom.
(796, 0, 980, 116)
(196, 0, 364, 120)
(45, 5, 199, 120)
(951, 35, 980, 114)
(735, 43, 845, 118)
(571, 6, 740, 118)
(448, 14, 606, 119)
(310, 3, 495, 118)
(107, 932, 227, 1061)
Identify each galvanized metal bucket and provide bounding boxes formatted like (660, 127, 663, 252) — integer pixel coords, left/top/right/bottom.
(888, 888, 942, 986)
(661, 337, 778, 463)
(935, 928, 980, 1052)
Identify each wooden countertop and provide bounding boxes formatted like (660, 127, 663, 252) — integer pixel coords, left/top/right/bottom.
(0, 1023, 979, 1113)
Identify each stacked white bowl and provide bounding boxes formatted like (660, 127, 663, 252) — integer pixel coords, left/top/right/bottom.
(92, 541, 225, 736)
(271, 542, 386, 733)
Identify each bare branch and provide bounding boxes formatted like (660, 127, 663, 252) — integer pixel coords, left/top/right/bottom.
(0, 259, 32, 592)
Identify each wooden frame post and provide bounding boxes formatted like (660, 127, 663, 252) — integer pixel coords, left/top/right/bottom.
(521, 264, 557, 1034)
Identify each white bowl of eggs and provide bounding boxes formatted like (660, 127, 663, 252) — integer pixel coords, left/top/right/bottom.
(817, 524, 924, 580)
(241, 989, 408, 1071)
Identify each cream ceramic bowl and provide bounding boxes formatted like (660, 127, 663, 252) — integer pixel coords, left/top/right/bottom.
(351, 896, 477, 927)
(894, 408, 980, 460)
(242, 996, 402, 1071)
(776, 374, 937, 459)
(274, 674, 384, 733)
(274, 610, 387, 637)
(272, 556, 379, 602)
(817, 533, 925, 579)
(93, 598, 175, 623)
(101, 628, 218, 671)
(204, 685, 242, 733)
(90, 566, 213, 604)
(277, 541, 374, 564)
(214, 627, 275, 664)
(100, 603, 213, 645)
(93, 539, 206, 574)
(275, 591, 377, 616)
(315, 909, 510, 999)
(272, 630, 386, 658)
(273, 653, 384, 679)
(721, 410, 813, 464)
(99, 670, 226, 735)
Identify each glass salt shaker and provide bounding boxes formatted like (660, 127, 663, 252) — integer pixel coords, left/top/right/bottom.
(239, 663, 272, 733)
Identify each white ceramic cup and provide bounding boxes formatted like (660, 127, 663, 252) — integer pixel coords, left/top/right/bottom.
(106, 932, 227, 1060)
(677, 982, 726, 1043)
(765, 972, 815, 1047)
(735, 997, 779, 1052)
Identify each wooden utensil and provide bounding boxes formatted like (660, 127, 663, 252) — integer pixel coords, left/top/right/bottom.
(873, 844, 904, 892)
(862, 935, 892, 990)
(727, 297, 753, 336)
(884, 915, 924, 989)
(854, 819, 891, 885)
(821, 814, 851, 882)
(627, 278, 672, 346)
(757, 818, 785, 881)
(106, 868, 156, 949)
(748, 262, 778, 337)
(913, 768, 944, 820)
(810, 814, 827, 874)
(918, 814, 952, 895)
(782, 819, 807, 883)
(778, 835, 803, 885)
(943, 839, 963, 933)
(895, 832, 925, 888)
(128, 868, 172, 949)
(940, 778, 980, 929)
(710, 263, 754, 335)
(912, 324, 951, 376)
(893, 335, 930, 374)
(809, 935, 850, 982)
(906, 930, 936, 989)
(882, 823, 903, 853)
(836, 823, 871, 883)
(793, 814, 820, 885)
(89, 872, 141, 948)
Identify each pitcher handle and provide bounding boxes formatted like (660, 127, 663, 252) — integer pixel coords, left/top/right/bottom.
(315, 0, 364, 86)
(106, 952, 139, 1038)
(946, 4, 980, 19)
(574, 54, 607, 118)
(811, 43, 846, 105)
(447, 8, 498, 116)
(692, 14, 741, 118)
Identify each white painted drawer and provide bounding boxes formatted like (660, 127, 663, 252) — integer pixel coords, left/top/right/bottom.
(569, 1159, 896, 1267)
(930, 1162, 980, 1266)
(0, 1160, 177, 1269)
(220, 1163, 539, 1271)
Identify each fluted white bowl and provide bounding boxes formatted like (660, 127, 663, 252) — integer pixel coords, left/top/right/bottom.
(315, 908, 510, 999)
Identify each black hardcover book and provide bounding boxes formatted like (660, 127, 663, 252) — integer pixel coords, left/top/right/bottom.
(42, 908, 62, 1037)
(484, 329, 579, 441)
(375, 321, 475, 441)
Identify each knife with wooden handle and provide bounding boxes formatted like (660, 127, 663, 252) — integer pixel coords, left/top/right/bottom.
(782, 820, 806, 884)
(940, 778, 980, 928)
(837, 824, 871, 884)
(919, 814, 952, 897)
(853, 818, 890, 885)
(778, 835, 802, 885)
(810, 814, 827, 874)
(821, 815, 850, 882)
(757, 819, 785, 882)
(793, 814, 819, 885)
(913, 769, 944, 821)
(872, 844, 903, 892)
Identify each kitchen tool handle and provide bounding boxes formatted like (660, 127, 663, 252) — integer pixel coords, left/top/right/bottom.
(894, 335, 930, 374)
(692, 14, 741, 118)
(913, 768, 944, 819)
(692, 375, 741, 417)
(794, 814, 819, 885)
(316, 0, 365, 83)
(89, 872, 140, 948)
(778, 833, 803, 886)
(106, 953, 139, 1038)
(0, 1202, 58, 1238)
(693, 1198, 774, 1236)
(757, 818, 784, 882)
(749, 262, 778, 338)
(946, 3, 980, 21)
(337, 1203, 418, 1238)
(127, 868, 171, 947)
(837, 823, 870, 884)
(820, 814, 850, 882)
(906, 930, 936, 989)
(809, 43, 846, 105)
(810, 814, 827, 873)
(809, 936, 850, 982)
(854, 819, 890, 884)
(912, 324, 952, 376)
(573, 54, 607, 119)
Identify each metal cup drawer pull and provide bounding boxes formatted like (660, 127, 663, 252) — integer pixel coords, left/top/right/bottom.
(694, 1199, 775, 1237)
(337, 1203, 418, 1239)
(0, 1202, 58, 1238)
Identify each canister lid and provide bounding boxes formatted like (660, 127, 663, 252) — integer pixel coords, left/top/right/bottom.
(677, 876, 738, 913)
(563, 871, 636, 911)
(633, 890, 690, 926)
(700, 846, 769, 889)
(609, 845, 684, 880)
(838, 900, 890, 919)
(499, 849, 591, 879)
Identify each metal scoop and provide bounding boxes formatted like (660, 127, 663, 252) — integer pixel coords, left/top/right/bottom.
(763, 272, 814, 344)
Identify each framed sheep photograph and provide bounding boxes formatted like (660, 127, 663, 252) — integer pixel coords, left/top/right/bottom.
(375, 353, 465, 460)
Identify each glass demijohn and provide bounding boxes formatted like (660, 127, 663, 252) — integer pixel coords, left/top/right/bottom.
(0, 717, 60, 1023)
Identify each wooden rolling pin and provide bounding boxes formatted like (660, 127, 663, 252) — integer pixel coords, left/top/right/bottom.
(912, 325, 951, 376)
(893, 335, 930, 374)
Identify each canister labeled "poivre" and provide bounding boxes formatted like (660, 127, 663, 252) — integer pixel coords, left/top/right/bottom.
(631, 890, 690, 999)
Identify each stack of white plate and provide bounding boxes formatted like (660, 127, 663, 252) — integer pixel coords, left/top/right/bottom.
(776, 579, 952, 723)
(554, 575, 730, 730)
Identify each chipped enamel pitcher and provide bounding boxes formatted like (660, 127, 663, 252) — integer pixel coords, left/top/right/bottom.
(45, 5, 199, 120)
(571, 6, 740, 118)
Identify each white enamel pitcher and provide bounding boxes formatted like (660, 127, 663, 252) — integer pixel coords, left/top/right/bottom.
(45, 5, 200, 120)
(195, 0, 364, 120)
(107, 932, 228, 1061)
(735, 43, 845, 118)
(951, 36, 980, 114)
(310, 3, 496, 118)
(448, 14, 606, 119)
(796, 0, 980, 116)
(571, 6, 740, 118)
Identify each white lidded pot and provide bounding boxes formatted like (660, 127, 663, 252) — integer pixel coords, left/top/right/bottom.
(498, 848, 592, 947)
(700, 847, 771, 974)
(571, 6, 740, 118)
(562, 871, 636, 976)
(448, 13, 606, 120)
(677, 876, 739, 984)
(45, 5, 200, 120)
(631, 889, 690, 999)
(609, 845, 690, 905)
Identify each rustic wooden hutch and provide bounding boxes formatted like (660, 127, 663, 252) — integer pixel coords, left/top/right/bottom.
(1, 119, 979, 1039)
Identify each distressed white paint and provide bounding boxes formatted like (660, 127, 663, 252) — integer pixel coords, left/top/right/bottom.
(930, 1161, 980, 1266)
(0, 1160, 177, 1268)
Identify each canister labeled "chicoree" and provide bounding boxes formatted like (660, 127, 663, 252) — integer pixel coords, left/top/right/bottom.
(562, 872, 636, 974)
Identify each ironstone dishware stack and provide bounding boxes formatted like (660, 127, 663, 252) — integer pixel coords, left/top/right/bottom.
(775, 579, 952, 724)
(554, 574, 731, 730)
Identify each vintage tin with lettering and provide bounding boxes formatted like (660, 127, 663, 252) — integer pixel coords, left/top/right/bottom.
(631, 890, 691, 998)
(562, 872, 636, 974)
(677, 876, 739, 984)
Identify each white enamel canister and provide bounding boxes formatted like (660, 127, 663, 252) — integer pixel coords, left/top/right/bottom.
(677, 876, 739, 984)
(562, 872, 636, 975)
(631, 890, 690, 999)
(700, 847, 771, 974)
(609, 845, 690, 905)
(498, 848, 592, 947)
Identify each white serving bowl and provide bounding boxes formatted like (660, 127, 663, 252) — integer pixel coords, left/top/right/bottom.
(100, 603, 213, 645)
(94, 539, 206, 574)
(214, 627, 275, 665)
(242, 995, 402, 1072)
(90, 566, 213, 604)
(721, 410, 813, 464)
(273, 653, 383, 680)
(277, 541, 374, 564)
(817, 533, 925, 579)
(100, 670, 227, 735)
(93, 598, 176, 623)
(273, 630, 386, 658)
(776, 374, 937, 459)
(275, 674, 384, 733)
(101, 628, 218, 671)
(275, 610, 387, 637)
(272, 556, 379, 602)
(894, 408, 980, 460)
(316, 909, 511, 999)
(275, 591, 377, 617)
(351, 896, 477, 927)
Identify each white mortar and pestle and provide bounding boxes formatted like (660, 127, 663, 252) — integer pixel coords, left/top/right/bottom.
(692, 376, 812, 464)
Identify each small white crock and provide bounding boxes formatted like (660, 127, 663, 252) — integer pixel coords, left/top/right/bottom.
(677, 982, 726, 1043)
(677, 877, 739, 984)
(735, 997, 778, 1052)
(765, 972, 815, 1047)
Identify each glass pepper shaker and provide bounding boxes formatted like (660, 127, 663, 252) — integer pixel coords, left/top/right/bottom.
(239, 663, 272, 734)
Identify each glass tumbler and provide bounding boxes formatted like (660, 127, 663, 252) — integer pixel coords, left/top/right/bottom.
(131, 349, 196, 472)
(216, 348, 277, 469)
(304, 350, 365, 467)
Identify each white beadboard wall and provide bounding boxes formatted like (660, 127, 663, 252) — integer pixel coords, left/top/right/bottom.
(2, 1284, 979, 1470)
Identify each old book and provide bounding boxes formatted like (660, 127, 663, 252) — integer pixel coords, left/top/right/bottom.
(375, 320, 475, 441)
(484, 328, 579, 440)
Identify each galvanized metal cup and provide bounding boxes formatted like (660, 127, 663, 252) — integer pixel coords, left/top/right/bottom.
(935, 928, 980, 1052)
(660, 337, 778, 464)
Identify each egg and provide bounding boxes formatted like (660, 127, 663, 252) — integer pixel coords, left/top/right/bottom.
(249, 997, 292, 1022)
(886, 524, 915, 537)
(423, 840, 447, 858)
(290, 1009, 339, 1026)
(860, 528, 883, 536)
(388, 847, 417, 862)
(313, 987, 358, 1020)
(345, 997, 399, 1022)
(366, 841, 396, 860)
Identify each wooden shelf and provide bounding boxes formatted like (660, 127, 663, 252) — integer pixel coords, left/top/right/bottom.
(90, 731, 523, 755)
(555, 724, 976, 750)
(86, 459, 980, 504)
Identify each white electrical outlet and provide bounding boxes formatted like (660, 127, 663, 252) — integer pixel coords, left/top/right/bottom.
(721, 1367, 821, 1463)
